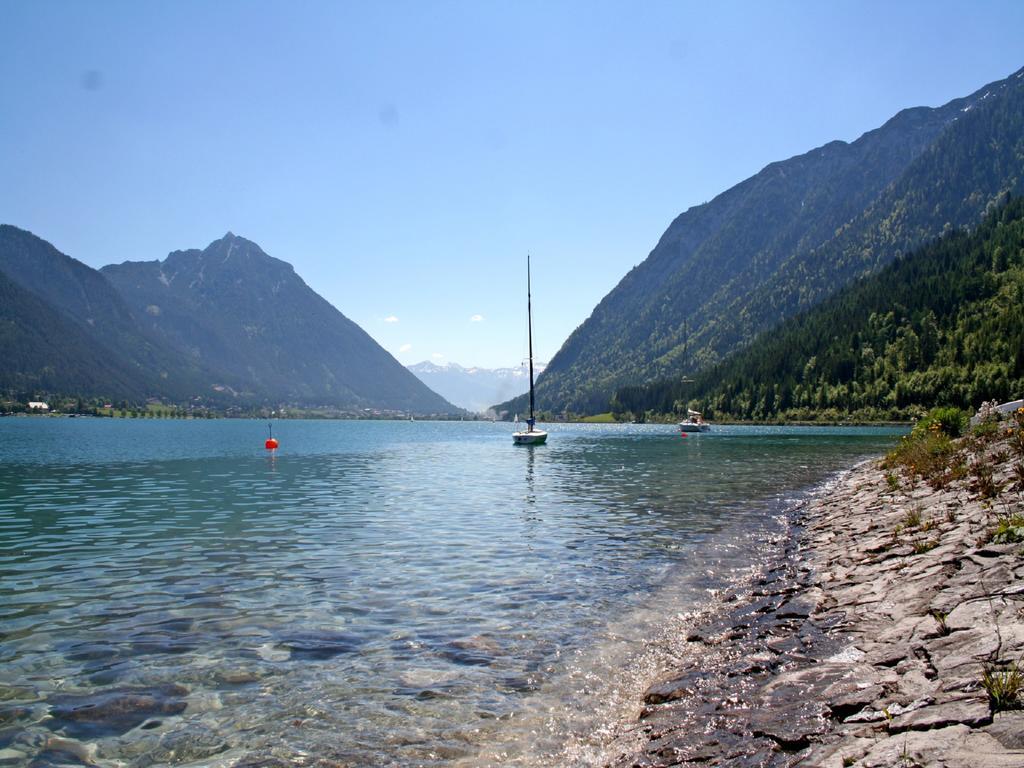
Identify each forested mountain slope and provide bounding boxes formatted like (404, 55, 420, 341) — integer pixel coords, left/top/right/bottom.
(505, 66, 1024, 415)
(0, 225, 211, 399)
(612, 196, 1024, 421)
(0, 267, 154, 397)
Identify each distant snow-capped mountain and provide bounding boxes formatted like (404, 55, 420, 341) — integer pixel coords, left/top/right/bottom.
(406, 361, 546, 413)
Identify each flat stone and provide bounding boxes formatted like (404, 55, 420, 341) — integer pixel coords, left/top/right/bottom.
(947, 598, 999, 631)
(825, 682, 887, 721)
(942, 729, 1024, 768)
(927, 628, 1000, 672)
(777, 589, 822, 619)
(873, 615, 931, 645)
(891, 665, 939, 703)
(984, 710, 1024, 749)
(857, 726, 971, 768)
(748, 700, 830, 749)
(862, 642, 912, 668)
(644, 669, 703, 705)
(892, 695, 992, 732)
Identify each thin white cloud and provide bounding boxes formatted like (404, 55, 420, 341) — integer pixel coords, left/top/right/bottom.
(384, 315, 399, 324)
(431, 352, 444, 360)
(399, 343, 412, 353)
(470, 314, 484, 323)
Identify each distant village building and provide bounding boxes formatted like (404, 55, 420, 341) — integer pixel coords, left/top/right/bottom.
(28, 401, 49, 411)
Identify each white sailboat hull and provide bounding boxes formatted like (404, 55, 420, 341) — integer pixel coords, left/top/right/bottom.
(512, 429, 548, 445)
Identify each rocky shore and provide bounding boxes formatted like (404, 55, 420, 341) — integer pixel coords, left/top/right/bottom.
(604, 426, 1024, 767)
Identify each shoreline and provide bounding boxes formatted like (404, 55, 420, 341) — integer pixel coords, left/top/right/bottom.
(602, 440, 1024, 766)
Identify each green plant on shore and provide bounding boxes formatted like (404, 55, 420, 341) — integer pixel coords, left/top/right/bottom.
(990, 512, 1024, 544)
(885, 472, 901, 492)
(912, 537, 939, 555)
(902, 507, 923, 530)
(972, 461, 1004, 499)
(920, 407, 968, 438)
(893, 506, 934, 536)
(883, 413, 960, 483)
(901, 745, 925, 768)
(891, 506, 942, 553)
(928, 458, 969, 491)
(981, 660, 1023, 712)
(929, 609, 951, 636)
(1010, 414, 1024, 458)
(890, 511, 914, 546)
(971, 421, 1001, 441)
(898, 741, 924, 768)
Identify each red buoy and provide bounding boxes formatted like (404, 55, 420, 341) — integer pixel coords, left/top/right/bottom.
(265, 423, 278, 450)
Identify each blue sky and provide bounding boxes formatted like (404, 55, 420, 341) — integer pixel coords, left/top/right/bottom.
(2, 1, 1023, 368)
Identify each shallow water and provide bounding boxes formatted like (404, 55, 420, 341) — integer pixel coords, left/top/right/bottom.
(0, 419, 901, 766)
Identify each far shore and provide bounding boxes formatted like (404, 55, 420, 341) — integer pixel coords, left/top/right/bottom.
(1, 409, 915, 428)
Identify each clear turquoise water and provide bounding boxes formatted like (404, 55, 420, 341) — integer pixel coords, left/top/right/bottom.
(0, 419, 901, 766)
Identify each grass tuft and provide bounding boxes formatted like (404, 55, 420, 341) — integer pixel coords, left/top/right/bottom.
(902, 507, 923, 530)
(929, 609, 950, 636)
(981, 661, 1023, 712)
(912, 537, 939, 555)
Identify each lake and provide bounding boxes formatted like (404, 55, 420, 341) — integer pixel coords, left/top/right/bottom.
(0, 419, 901, 766)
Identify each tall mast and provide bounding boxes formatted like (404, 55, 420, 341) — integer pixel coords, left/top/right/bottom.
(527, 254, 535, 428)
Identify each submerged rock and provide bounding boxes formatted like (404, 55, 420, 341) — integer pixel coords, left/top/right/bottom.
(46, 684, 188, 739)
(277, 631, 363, 661)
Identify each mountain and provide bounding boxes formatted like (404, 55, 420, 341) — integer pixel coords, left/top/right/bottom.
(407, 361, 546, 413)
(506, 66, 1024, 415)
(0, 226, 459, 413)
(0, 266, 150, 397)
(612, 194, 1024, 421)
(0, 225, 211, 399)
(101, 233, 458, 413)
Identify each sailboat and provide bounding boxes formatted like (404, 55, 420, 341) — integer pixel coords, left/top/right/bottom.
(513, 255, 547, 445)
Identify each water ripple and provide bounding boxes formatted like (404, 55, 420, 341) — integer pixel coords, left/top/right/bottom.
(0, 420, 901, 766)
